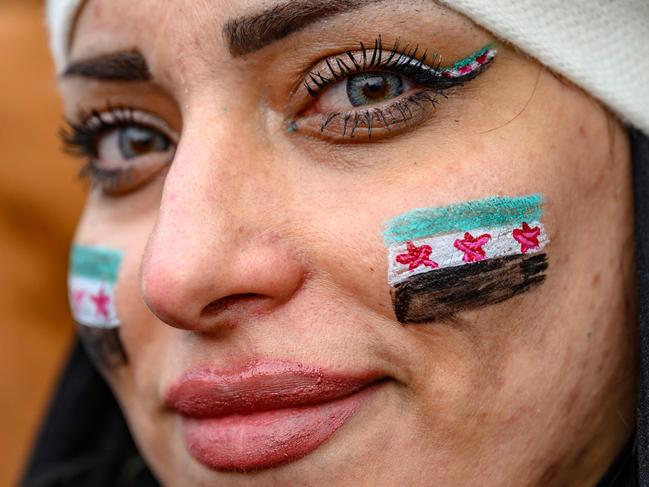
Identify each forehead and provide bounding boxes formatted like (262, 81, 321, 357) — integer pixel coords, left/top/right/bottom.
(69, 0, 230, 68)
(64, 0, 485, 111)
(68, 0, 464, 67)
(72, 0, 269, 34)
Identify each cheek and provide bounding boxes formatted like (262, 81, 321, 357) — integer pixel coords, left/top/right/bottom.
(113, 248, 169, 373)
(69, 178, 164, 366)
(68, 244, 128, 369)
(69, 195, 161, 373)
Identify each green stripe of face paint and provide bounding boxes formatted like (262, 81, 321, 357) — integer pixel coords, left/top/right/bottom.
(70, 245, 123, 283)
(451, 44, 493, 69)
(384, 194, 544, 245)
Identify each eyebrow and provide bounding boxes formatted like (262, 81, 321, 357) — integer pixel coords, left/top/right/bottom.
(224, 0, 384, 57)
(63, 51, 151, 82)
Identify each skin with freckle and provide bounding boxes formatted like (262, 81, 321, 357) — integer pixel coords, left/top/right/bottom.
(58, 0, 635, 485)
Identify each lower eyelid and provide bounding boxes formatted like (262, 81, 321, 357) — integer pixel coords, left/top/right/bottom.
(89, 149, 175, 195)
(296, 89, 441, 142)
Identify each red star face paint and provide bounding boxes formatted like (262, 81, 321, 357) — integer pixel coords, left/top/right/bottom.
(68, 245, 127, 368)
(384, 194, 549, 323)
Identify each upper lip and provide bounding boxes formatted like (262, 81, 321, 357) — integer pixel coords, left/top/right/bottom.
(164, 359, 382, 418)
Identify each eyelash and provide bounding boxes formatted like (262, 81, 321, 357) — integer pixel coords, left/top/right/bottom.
(302, 37, 495, 140)
(63, 104, 138, 156)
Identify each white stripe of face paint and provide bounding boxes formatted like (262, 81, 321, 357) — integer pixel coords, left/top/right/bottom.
(387, 222, 549, 286)
(68, 275, 121, 328)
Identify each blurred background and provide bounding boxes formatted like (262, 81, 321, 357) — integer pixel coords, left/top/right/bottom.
(0, 0, 84, 484)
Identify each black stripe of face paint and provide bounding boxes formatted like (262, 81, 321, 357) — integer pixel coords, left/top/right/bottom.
(76, 324, 128, 369)
(392, 253, 548, 323)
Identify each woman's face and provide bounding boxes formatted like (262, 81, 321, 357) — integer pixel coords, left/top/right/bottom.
(60, 0, 636, 485)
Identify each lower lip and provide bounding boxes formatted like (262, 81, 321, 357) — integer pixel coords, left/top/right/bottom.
(182, 386, 374, 472)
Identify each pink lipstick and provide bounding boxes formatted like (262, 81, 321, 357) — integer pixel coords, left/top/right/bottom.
(164, 360, 382, 472)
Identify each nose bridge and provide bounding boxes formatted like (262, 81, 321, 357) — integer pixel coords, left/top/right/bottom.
(168, 114, 276, 217)
(140, 115, 302, 331)
(154, 121, 263, 259)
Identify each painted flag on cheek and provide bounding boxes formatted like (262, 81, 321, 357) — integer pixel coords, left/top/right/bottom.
(68, 245, 123, 328)
(384, 194, 549, 323)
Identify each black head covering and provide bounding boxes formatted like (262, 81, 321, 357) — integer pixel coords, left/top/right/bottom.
(20, 340, 157, 487)
(632, 127, 649, 487)
(21, 129, 649, 486)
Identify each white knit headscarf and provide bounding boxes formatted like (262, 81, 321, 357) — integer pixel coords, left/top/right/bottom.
(47, 0, 649, 134)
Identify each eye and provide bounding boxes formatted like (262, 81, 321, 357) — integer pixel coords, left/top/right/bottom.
(294, 40, 497, 142)
(64, 108, 178, 195)
(316, 72, 415, 112)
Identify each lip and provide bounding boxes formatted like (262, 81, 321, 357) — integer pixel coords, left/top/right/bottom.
(164, 360, 383, 472)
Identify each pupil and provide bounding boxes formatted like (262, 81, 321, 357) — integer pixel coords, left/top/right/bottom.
(347, 72, 404, 108)
(362, 76, 387, 99)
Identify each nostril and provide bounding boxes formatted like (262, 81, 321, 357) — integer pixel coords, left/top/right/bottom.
(200, 293, 268, 318)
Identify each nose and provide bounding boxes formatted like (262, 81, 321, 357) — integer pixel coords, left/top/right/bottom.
(140, 122, 305, 332)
